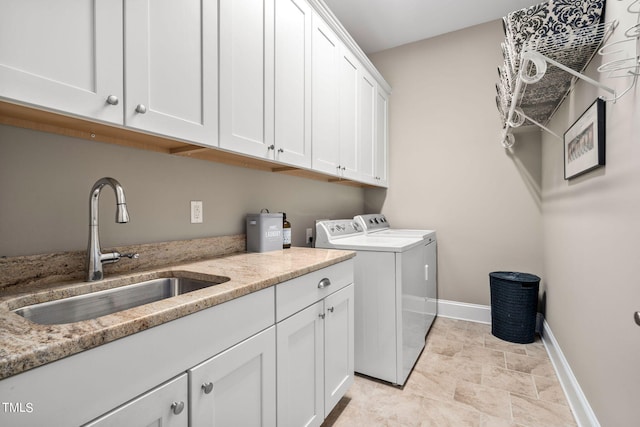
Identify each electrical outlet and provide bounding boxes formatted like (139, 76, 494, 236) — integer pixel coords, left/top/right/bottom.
(190, 201, 203, 224)
(306, 228, 313, 245)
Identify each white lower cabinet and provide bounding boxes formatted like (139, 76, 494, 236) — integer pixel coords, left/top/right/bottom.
(276, 260, 355, 427)
(85, 327, 277, 427)
(277, 300, 325, 427)
(84, 374, 188, 427)
(189, 327, 277, 426)
(0, 262, 356, 427)
(323, 285, 355, 414)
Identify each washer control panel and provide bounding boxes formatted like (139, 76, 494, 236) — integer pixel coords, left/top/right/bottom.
(323, 219, 362, 237)
(315, 219, 364, 247)
(354, 214, 390, 232)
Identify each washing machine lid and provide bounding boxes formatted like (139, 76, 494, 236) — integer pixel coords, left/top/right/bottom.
(315, 219, 424, 252)
(331, 235, 425, 252)
(368, 228, 436, 240)
(354, 214, 436, 241)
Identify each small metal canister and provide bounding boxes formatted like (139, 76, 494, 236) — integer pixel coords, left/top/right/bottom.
(246, 211, 283, 252)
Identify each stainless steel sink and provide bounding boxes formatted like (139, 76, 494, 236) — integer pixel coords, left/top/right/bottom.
(12, 276, 230, 325)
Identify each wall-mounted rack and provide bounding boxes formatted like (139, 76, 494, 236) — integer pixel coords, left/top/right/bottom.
(496, 0, 640, 149)
(597, 0, 640, 98)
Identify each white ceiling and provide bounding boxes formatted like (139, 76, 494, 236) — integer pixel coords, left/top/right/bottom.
(322, 0, 543, 54)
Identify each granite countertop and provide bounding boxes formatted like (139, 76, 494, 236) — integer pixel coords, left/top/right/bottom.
(0, 247, 355, 380)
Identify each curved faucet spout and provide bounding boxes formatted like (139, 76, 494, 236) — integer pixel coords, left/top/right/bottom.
(89, 177, 129, 226)
(87, 177, 136, 281)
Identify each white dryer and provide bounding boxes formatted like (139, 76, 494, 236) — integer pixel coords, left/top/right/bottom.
(315, 219, 430, 386)
(354, 214, 438, 342)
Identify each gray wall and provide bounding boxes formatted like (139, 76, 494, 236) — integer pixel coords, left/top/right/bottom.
(0, 125, 365, 257)
(367, 21, 544, 306)
(541, 1, 640, 425)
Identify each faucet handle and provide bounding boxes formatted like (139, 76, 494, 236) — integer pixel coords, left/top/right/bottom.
(100, 251, 139, 265)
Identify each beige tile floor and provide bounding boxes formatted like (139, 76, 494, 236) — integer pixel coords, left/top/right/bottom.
(322, 317, 577, 427)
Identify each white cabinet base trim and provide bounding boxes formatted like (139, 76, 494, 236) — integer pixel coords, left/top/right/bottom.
(436, 299, 491, 324)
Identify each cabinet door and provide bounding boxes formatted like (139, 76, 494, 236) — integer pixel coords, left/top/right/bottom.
(124, 0, 217, 146)
(84, 374, 188, 427)
(277, 301, 324, 427)
(189, 327, 276, 427)
(375, 87, 389, 187)
(323, 283, 354, 417)
(0, 0, 123, 124)
(274, 0, 312, 168)
(337, 48, 360, 180)
(219, 0, 275, 157)
(311, 14, 340, 176)
(358, 71, 377, 185)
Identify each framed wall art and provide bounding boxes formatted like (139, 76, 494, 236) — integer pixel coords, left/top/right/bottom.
(564, 98, 606, 180)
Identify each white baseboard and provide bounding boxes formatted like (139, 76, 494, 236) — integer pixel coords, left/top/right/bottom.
(437, 299, 491, 324)
(541, 320, 601, 427)
(436, 300, 600, 427)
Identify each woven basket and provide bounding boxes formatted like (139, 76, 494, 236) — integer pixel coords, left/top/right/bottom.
(489, 272, 540, 344)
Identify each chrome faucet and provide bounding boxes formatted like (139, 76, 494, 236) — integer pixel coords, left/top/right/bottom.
(87, 177, 138, 281)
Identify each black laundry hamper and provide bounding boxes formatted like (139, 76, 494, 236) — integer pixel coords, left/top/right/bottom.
(489, 272, 540, 344)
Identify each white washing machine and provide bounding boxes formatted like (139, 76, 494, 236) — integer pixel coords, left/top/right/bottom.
(315, 219, 431, 386)
(354, 214, 438, 345)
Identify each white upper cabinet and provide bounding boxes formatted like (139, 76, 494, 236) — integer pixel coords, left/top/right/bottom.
(219, 0, 275, 158)
(311, 14, 341, 176)
(0, 0, 123, 124)
(375, 87, 389, 187)
(0, 0, 217, 146)
(358, 70, 377, 185)
(124, 0, 218, 146)
(359, 70, 389, 188)
(337, 48, 360, 181)
(0, 0, 390, 187)
(274, 0, 312, 168)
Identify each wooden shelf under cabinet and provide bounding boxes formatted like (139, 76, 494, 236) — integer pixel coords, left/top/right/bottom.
(0, 100, 370, 188)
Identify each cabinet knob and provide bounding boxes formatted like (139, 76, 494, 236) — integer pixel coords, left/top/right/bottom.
(318, 278, 331, 289)
(267, 144, 275, 150)
(319, 313, 326, 319)
(277, 148, 284, 153)
(135, 104, 147, 114)
(171, 401, 185, 415)
(328, 306, 334, 313)
(635, 311, 640, 326)
(106, 95, 119, 106)
(202, 382, 214, 394)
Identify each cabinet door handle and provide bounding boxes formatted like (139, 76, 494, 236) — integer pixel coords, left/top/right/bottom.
(202, 382, 214, 394)
(171, 401, 185, 415)
(318, 278, 331, 289)
(135, 104, 147, 114)
(634, 311, 640, 326)
(106, 95, 119, 106)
